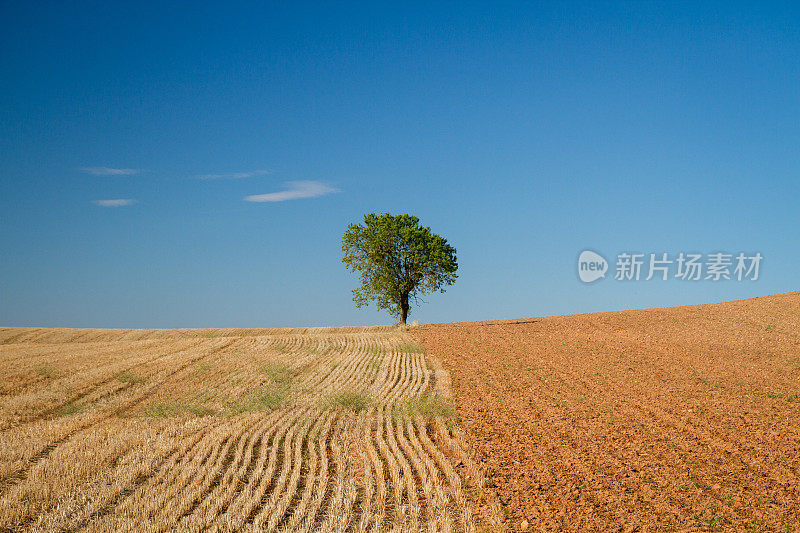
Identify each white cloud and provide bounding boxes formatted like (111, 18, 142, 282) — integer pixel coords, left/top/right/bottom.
(244, 181, 339, 203)
(93, 199, 137, 207)
(197, 169, 272, 180)
(80, 167, 139, 176)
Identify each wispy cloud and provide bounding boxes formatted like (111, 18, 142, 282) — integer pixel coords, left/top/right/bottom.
(80, 167, 139, 176)
(93, 199, 137, 207)
(197, 169, 271, 180)
(244, 181, 339, 203)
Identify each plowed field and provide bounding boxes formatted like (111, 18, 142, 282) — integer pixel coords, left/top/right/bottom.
(414, 292, 800, 531)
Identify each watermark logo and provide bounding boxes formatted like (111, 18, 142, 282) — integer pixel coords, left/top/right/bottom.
(578, 250, 762, 283)
(578, 250, 608, 283)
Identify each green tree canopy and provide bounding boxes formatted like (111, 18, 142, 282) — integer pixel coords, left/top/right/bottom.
(341, 213, 458, 324)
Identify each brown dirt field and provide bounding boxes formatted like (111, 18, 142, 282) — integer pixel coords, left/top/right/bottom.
(414, 292, 800, 532)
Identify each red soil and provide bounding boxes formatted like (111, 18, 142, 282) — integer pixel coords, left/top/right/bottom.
(414, 293, 800, 531)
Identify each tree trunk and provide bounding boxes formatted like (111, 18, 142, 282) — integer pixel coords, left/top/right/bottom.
(400, 292, 409, 324)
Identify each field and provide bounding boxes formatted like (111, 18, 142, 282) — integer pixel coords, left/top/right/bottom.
(414, 292, 800, 531)
(2, 293, 799, 532)
(0, 327, 493, 532)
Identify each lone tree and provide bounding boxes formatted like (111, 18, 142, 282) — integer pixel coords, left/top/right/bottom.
(342, 213, 458, 324)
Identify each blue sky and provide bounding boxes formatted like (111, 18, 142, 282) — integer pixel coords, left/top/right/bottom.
(1, 1, 798, 328)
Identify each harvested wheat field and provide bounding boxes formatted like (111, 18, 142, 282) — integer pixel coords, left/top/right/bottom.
(0, 327, 494, 532)
(414, 292, 800, 531)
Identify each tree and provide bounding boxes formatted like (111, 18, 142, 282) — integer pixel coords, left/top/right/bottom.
(341, 213, 458, 324)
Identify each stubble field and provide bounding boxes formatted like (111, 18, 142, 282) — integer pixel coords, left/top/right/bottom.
(0, 327, 492, 532)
